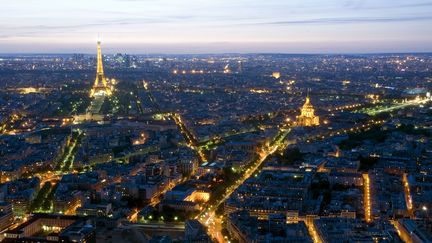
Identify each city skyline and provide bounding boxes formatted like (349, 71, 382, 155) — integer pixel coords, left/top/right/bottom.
(1, 0, 432, 54)
(1, 1, 432, 243)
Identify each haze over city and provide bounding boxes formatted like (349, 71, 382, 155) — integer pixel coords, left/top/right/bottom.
(1, 0, 432, 53)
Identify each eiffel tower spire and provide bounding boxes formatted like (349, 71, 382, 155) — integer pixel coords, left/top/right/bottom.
(90, 40, 112, 97)
(96, 40, 104, 75)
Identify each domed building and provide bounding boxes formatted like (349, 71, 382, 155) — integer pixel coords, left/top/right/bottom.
(296, 96, 320, 126)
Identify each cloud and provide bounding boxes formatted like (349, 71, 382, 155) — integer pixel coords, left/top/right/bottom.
(0, 17, 177, 39)
(358, 2, 432, 10)
(0, 12, 262, 40)
(250, 15, 432, 26)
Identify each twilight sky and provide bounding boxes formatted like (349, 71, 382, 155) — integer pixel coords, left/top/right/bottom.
(1, 0, 432, 54)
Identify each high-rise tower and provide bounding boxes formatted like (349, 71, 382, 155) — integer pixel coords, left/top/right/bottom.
(90, 41, 112, 97)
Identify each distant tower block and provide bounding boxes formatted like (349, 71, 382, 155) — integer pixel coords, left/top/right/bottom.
(296, 95, 320, 126)
(237, 60, 243, 73)
(90, 41, 112, 97)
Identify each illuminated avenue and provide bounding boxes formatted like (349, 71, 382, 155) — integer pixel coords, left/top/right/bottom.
(0, 40, 431, 243)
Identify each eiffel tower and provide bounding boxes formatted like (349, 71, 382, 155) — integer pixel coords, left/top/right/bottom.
(90, 41, 112, 97)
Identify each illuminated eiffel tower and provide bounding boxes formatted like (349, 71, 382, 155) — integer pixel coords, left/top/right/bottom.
(90, 41, 112, 97)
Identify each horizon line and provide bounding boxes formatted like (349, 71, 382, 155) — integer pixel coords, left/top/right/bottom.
(1, 51, 432, 56)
